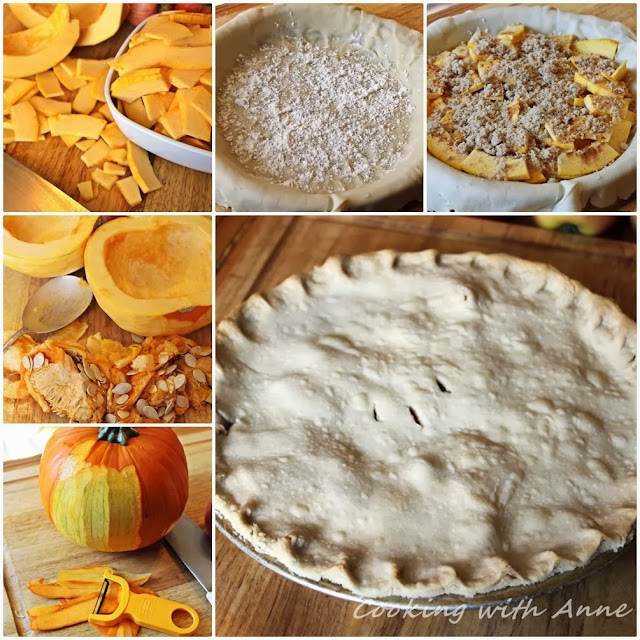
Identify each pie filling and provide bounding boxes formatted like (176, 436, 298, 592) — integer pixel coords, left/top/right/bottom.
(218, 39, 415, 193)
(427, 24, 636, 182)
(216, 251, 636, 598)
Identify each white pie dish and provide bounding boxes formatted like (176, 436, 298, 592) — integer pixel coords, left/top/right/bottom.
(215, 3, 424, 212)
(104, 15, 213, 174)
(427, 6, 637, 212)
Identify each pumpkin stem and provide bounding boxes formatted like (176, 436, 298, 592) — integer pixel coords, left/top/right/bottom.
(97, 427, 140, 445)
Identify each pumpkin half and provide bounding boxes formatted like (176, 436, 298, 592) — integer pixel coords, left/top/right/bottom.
(84, 216, 212, 336)
(4, 215, 99, 277)
(39, 426, 189, 552)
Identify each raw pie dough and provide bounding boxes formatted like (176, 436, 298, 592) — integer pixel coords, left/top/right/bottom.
(216, 250, 636, 598)
(216, 4, 424, 212)
(427, 6, 637, 212)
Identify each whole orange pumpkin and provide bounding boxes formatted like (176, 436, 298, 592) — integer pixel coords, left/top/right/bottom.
(39, 426, 189, 552)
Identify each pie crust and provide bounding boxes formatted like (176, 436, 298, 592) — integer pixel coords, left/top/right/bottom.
(216, 250, 636, 598)
(427, 6, 637, 212)
(216, 4, 424, 212)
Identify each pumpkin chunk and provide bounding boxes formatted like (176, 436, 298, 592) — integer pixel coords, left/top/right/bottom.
(10, 101, 39, 142)
(29, 96, 72, 117)
(72, 83, 97, 115)
(77, 180, 96, 200)
(76, 58, 110, 80)
(126, 140, 163, 193)
(103, 161, 127, 176)
(49, 114, 106, 139)
(115, 175, 142, 205)
(91, 167, 119, 190)
(110, 41, 212, 74)
(35, 71, 65, 98)
(4, 79, 37, 113)
(80, 138, 110, 167)
(111, 68, 171, 103)
(100, 122, 127, 148)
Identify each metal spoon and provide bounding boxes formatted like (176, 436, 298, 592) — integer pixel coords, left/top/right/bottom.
(3, 276, 94, 351)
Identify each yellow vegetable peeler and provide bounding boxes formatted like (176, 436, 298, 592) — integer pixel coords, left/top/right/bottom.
(88, 569, 199, 636)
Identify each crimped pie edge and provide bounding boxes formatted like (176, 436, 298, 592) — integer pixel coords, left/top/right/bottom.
(215, 249, 637, 598)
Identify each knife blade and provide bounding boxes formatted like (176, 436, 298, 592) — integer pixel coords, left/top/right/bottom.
(165, 513, 212, 604)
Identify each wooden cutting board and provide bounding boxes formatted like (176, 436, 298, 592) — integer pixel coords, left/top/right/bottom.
(3, 7, 212, 213)
(3, 262, 212, 424)
(4, 427, 212, 637)
(215, 215, 636, 636)
(427, 3, 637, 213)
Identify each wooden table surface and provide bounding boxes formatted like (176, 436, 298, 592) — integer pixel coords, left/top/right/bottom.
(215, 214, 636, 636)
(3, 6, 212, 213)
(427, 3, 637, 212)
(4, 427, 212, 637)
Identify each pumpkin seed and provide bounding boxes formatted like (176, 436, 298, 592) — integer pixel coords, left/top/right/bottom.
(165, 398, 175, 414)
(136, 398, 147, 413)
(157, 368, 166, 376)
(22, 356, 33, 371)
(96, 393, 105, 406)
(143, 405, 159, 420)
(82, 359, 95, 380)
(192, 369, 206, 384)
(91, 363, 105, 382)
(184, 353, 197, 368)
(86, 383, 98, 398)
(173, 374, 186, 390)
(116, 393, 129, 405)
(163, 411, 175, 422)
(32, 352, 45, 368)
(131, 333, 145, 343)
(158, 353, 170, 365)
(190, 346, 212, 357)
(165, 364, 177, 375)
(117, 410, 130, 419)
(127, 369, 138, 376)
(166, 378, 175, 393)
(157, 379, 169, 392)
(176, 395, 189, 408)
(105, 413, 117, 423)
(113, 382, 132, 395)
(158, 406, 166, 418)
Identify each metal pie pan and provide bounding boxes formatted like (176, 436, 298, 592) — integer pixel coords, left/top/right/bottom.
(216, 513, 634, 610)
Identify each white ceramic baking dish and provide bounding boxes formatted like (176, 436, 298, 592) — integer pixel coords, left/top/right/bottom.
(104, 15, 212, 174)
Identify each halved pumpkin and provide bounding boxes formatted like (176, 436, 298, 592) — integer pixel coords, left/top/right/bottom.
(84, 216, 212, 336)
(9, 4, 128, 47)
(4, 216, 99, 277)
(4, 4, 80, 78)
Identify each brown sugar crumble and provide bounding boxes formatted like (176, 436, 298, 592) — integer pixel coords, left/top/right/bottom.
(427, 25, 635, 181)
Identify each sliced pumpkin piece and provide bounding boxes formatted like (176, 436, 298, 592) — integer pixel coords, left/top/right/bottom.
(110, 41, 212, 74)
(142, 91, 174, 121)
(98, 103, 114, 122)
(199, 69, 211, 86)
(4, 5, 80, 78)
(557, 141, 619, 178)
(583, 94, 629, 118)
(103, 161, 127, 176)
(168, 68, 207, 89)
(100, 122, 127, 149)
(157, 107, 183, 139)
(49, 114, 106, 140)
(176, 88, 210, 141)
(167, 11, 212, 26)
(80, 138, 110, 167)
(72, 84, 98, 115)
(3, 78, 37, 112)
(29, 96, 72, 117)
(123, 98, 156, 128)
(35, 71, 64, 98)
(60, 134, 83, 148)
(126, 140, 163, 193)
(76, 58, 110, 81)
(111, 68, 171, 103)
(76, 139, 95, 151)
(90, 67, 110, 102)
(53, 61, 87, 91)
(461, 149, 530, 181)
(107, 147, 128, 165)
(77, 180, 96, 200)
(10, 101, 39, 142)
(91, 167, 119, 191)
(607, 119, 632, 152)
(572, 38, 618, 59)
(115, 175, 142, 206)
(142, 17, 193, 42)
(574, 72, 625, 98)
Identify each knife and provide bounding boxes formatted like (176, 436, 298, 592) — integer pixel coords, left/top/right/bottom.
(165, 513, 213, 605)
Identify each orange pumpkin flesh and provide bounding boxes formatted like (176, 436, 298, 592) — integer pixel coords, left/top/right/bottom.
(39, 427, 188, 552)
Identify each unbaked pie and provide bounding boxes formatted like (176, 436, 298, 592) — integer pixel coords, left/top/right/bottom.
(215, 4, 424, 212)
(216, 250, 636, 598)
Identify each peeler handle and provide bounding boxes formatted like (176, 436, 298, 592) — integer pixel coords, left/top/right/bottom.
(127, 592, 199, 637)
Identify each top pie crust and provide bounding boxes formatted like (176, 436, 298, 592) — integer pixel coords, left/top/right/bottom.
(215, 4, 424, 212)
(216, 250, 636, 598)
